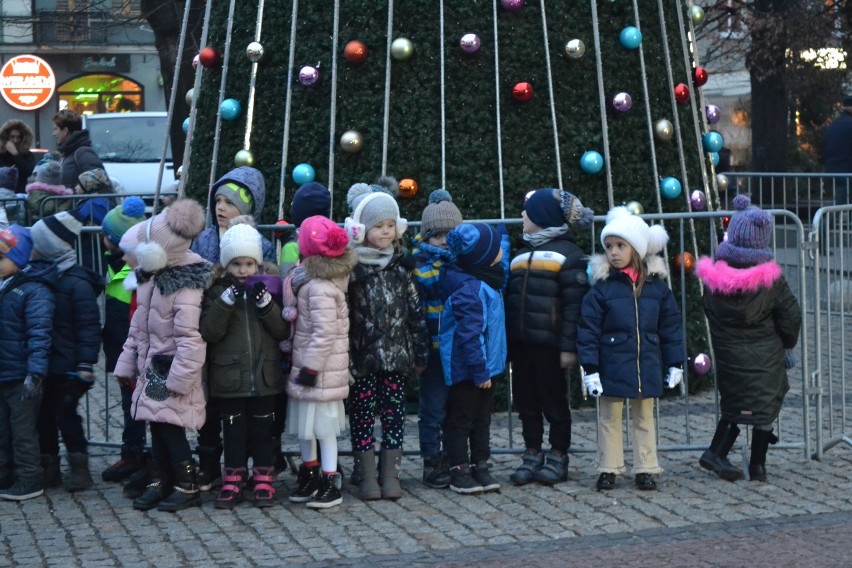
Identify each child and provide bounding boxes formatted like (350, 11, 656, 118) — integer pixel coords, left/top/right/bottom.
(0, 226, 55, 501)
(30, 210, 104, 493)
(200, 223, 289, 508)
(114, 199, 210, 512)
(440, 223, 507, 494)
(345, 182, 430, 501)
(99, 197, 148, 484)
(25, 160, 72, 222)
(411, 189, 464, 488)
(285, 215, 356, 509)
(577, 207, 684, 491)
(280, 181, 333, 278)
(695, 195, 801, 482)
(505, 188, 593, 486)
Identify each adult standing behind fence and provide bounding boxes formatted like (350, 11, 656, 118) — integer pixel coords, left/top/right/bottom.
(822, 95, 852, 204)
(51, 109, 105, 190)
(0, 119, 36, 193)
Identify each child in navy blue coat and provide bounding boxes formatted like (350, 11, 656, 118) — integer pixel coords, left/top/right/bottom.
(577, 207, 684, 492)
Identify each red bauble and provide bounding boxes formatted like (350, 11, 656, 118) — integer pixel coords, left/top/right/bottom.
(199, 47, 221, 68)
(512, 81, 534, 102)
(674, 83, 690, 104)
(692, 66, 708, 87)
(673, 252, 696, 274)
(344, 40, 368, 64)
(722, 216, 731, 229)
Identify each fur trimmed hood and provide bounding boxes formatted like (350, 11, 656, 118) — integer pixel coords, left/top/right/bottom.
(588, 253, 669, 285)
(25, 181, 73, 196)
(695, 256, 782, 295)
(137, 260, 211, 296)
(302, 246, 357, 282)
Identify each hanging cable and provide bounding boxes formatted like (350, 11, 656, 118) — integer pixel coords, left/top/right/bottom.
(492, 0, 506, 218)
(327, 0, 341, 211)
(381, 0, 395, 176)
(539, 0, 564, 190)
(590, 0, 615, 208)
(277, 0, 300, 222)
(243, 0, 267, 151)
(439, 0, 447, 189)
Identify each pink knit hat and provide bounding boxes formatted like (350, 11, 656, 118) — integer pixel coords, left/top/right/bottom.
(298, 215, 348, 258)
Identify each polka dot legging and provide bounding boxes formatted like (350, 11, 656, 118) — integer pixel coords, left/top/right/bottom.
(349, 372, 406, 450)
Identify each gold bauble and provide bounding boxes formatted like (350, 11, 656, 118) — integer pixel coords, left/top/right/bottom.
(716, 173, 729, 192)
(390, 38, 414, 61)
(654, 119, 674, 142)
(234, 149, 255, 167)
(625, 200, 644, 215)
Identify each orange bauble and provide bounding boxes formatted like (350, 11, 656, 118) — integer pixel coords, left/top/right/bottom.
(673, 252, 696, 274)
(344, 41, 368, 64)
(399, 178, 419, 198)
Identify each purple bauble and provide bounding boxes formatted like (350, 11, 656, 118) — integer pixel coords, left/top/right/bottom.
(460, 33, 481, 54)
(692, 353, 712, 375)
(690, 189, 707, 211)
(612, 92, 633, 113)
(706, 104, 721, 125)
(298, 65, 320, 87)
(501, 0, 524, 11)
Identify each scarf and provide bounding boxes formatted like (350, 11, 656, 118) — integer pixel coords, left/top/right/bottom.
(460, 263, 505, 291)
(355, 244, 394, 269)
(522, 224, 569, 248)
(53, 248, 78, 273)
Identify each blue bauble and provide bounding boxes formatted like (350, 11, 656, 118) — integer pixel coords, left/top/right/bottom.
(710, 152, 720, 167)
(182, 117, 190, 134)
(660, 177, 682, 199)
(580, 151, 604, 174)
(292, 163, 316, 185)
(619, 26, 642, 49)
(702, 131, 724, 153)
(220, 98, 242, 122)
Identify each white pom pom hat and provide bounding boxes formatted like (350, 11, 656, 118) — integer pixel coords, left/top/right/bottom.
(599, 206, 668, 259)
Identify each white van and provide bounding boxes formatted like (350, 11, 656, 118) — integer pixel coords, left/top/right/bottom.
(83, 112, 177, 201)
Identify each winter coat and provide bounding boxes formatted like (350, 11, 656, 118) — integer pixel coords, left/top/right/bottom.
(25, 181, 73, 221)
(201, 266, 290, 399)
(0, 119, 36, 193)
(438, 263, 507, 386)
(577, 254, 684, 399)
(0, 261, 56, 382)
(505, 231, 589, 354)
(287, 248, 357, 402)
(57, 130, 104, 189)
(190, 167, 275, 264)
(695, 257, 801, 425)
(114, 254, 211, 430)
(411, 235, 455, 352)
(48, 263, 104, 375)
(348, 253, 430, 378)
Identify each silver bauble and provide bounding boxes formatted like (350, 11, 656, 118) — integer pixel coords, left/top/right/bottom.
(391, 38, 414, 61)
(564, 39, 585, 59)
(625, 201, 644, 215)
(654, 119, 674, 142)
(246, 42, 264, 63)
(340, 130, 364, 153)
(715, 173, 729, 193)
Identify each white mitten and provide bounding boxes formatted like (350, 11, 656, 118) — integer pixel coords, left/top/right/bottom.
(583, 372, 603, 397)
(665, 367, 683, 389)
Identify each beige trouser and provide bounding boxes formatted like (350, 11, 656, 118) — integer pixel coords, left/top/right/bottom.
(596, 396, 663, 475)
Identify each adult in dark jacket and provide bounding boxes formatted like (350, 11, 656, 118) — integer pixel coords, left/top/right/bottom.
(695, 195, 801, 483)
(0, 119, 37, 193)
(30, 210, 104, 493)
(52, 110, 104, 189)
(822, 96, 852, 204)
(504, 188, 593, 486)
(0, 225, 55, 501)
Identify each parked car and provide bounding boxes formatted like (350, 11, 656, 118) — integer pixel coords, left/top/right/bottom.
(83, 112, 177, 203)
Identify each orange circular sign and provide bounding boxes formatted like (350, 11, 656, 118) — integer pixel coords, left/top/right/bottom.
(1, 55, 56, 111)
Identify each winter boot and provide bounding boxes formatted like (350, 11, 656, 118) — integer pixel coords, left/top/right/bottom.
(102, 454, 145, 482)
(533, 450, 569, 485)
(422, 456, 451, 489)
(195, 445, 222, 491)
(748, 428, 778, 482)
(352, 449, 381, 501)
(289, 463, 321, 503)
(470, 461, 501, 493)
(123, 465, 152, 500)
(158, 460, 201, 512)
(449, 464, 484, 495)
(214, 467, 246, 510)
(509, 450, 544, 486)
(132, 463, 172, 511)
(306, 471, 343, 509)
(0, 467, 17, 490)
(64, 452, 94, 492)
(41, 454, 62, 489)
(699, 419, 744, 481)
(251, 466, 276, 508)
(379, 448, 403, 500)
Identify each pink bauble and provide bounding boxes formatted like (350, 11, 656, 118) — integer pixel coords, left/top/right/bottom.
(612, 92, 633, 113)
(501, 0, 524, 11)
(692, 353, 712, 375)
(690, 189, 707, 211)
(298, 65, 320, 87)
(460, 33, 482, 54)
(706, 104, 721, 125)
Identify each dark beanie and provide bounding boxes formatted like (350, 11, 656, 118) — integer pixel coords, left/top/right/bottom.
(716, 194, 774, 266)
(524, 188, 567, 229)
(290, 182, 332, 227)
(446, 223, 501, 267)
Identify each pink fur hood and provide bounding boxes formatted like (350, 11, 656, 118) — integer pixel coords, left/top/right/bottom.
(695, 256, 782, 295)
(25, 181, 73, 196)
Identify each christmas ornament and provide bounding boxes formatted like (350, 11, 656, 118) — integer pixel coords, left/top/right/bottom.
(626, 201, 644, 215)
(703, 131, 724, 152)
(710, 152, 720, 167)
(716, 173, 729, 192)
(564, 39, 585, 59)
(654, 119, 674, 142)
(344, 40, 368, 64)
(689, 5, 706, 25)
(512, 82, 534, 102)
(612, 92, 633, 113)
(501, 0, 524, 11)
(619, 26, 642, 50)
(299, 65, 320, 87)
(246, 42, 264, 63)
(399, 178, 419, 198)
(580, 151, 604, 174)
(185, 88, 194, 106)
(219, 98, 242, 121)
(192, 54, 200, 69)
(706, 104, 721, 125)
(690, 189, 707, 211)
(673, 252, 696, 274)
(721, 216, 731, 229)
(675, 83, 690, 104)
(660, 177, 682, 199)
(692, 353, 712, 375)
(292, 163, 315, 185)
(340, 130, 364, 153)
(692, 66, 708, 87)
(182, 117, 190, 134)
(235, 149, 255, 167)
(199, 47, 220, 68)
(460, 33, 482, 54)
(391, 38, 414, 60)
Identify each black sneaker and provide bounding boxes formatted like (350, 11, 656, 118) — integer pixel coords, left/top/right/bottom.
(596, 472, 616, 491)
(306, 472, 342, 509)
(289, 464, 320, 503)
(0, 479, 44, 501)
(509, 450, 544, 486)
(102, 456, 144, 482)
(449, 465, 484, 495)
(634, 473, 657, 491)
(470, 462, 501, 493)
(123, 467, 151, 499)
(422, 456, 451, 489)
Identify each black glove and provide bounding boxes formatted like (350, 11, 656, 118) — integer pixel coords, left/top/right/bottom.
(253, 281, 272, 309)
(295, 368, 318, 388)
